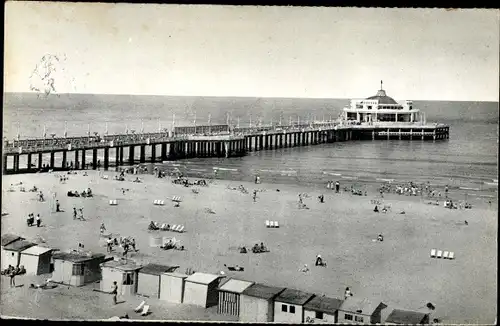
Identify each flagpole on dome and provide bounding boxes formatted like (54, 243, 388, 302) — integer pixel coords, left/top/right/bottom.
(64, 121, 67, 138)
(16, 122, 20, 141)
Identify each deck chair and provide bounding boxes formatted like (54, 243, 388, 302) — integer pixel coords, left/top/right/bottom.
(171, 224, 177, 231)
(141, 305, 150, 316)
(442, 251, 449, 259)
(436, 250, 443, 258)
(274, 221, 279, 228)
(177, 225, 185, 233)
(109, 200, 118, 206)
(265, 220, 270, 228)
(448, 252, 455, 260)
(160, 223, 168, 230)
(269, 221, 275, 228)
(134, 300, 145, 313)
(430, 249, 436, 258)
(174, 225, 182, 232)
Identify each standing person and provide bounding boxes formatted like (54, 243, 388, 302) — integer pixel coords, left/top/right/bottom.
(36, 214, 41, 227)
(73, 208, 77, 220)
(111, 281, 118, 304)
(107, 237, 113, 253)
(252, 190, 257, 202)
(131, 238, 137, 252)
(335, 181, 340, 193)
(56, 200, 61, 212)
(9, 269, 16, 287)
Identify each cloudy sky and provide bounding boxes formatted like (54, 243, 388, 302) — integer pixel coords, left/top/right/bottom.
(4, 3, 499, 101)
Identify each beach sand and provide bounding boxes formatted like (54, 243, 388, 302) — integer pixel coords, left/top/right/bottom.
(1, 170, 497, 323)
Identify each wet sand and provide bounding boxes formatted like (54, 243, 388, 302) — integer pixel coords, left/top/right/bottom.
(1, 170, 497, 323)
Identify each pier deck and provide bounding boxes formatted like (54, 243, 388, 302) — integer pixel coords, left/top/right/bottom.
(2, 122, 449, 174)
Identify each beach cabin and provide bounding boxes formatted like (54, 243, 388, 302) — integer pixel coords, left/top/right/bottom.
(19, 245, 53, 275)
(273, 288, 315, 323)
(137, 263, 179, 298)
(338, 297, 387, 324)
(303, 296, 344, 324)
(51, 252, 109, 287)
(160, 272, 189, 304)
(1, 240, 36, 270)
(183, 272, 224, 308)
(385, 309, 430, 325)
(217, 278, 254, 316)
(100, 260, 142, 296)
(239, 283, 285, 322)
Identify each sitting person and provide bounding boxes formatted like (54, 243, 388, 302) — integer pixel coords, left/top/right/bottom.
(373, 205, 379, 212)
(377, 234, 384, 242)
(252, 243, 260, 253)
(259, 242, 266, 252)
(239, 246, 247, 254)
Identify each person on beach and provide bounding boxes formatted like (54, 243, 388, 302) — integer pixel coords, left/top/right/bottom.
(100, 223, 106, 234)
(39, 191, 44, 202)
(73, 208, 78, 220)
(131, 238, 136, 252)
(111, 281, 118, 304)
(344, 287, 353, 299)
(253, 190, 257, 202)
(36, 214, 41, 227)
(335, 181, 340, 193)
(377, 234, 384, 242)
(9, 269, 16, 287)
(318, 194, 324, 203)
(107, 237, 113, 253)
(315, 254, 323, 266)
(56, 200, 61, 212)
(374, 205, 379, 213)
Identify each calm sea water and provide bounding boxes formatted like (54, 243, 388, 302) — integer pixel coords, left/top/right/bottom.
(3, 93, 499, 195)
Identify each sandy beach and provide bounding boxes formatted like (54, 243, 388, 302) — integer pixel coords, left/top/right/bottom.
(1, 170, 497, 323)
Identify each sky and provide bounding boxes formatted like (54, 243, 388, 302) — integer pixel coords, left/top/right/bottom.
(4, 3, 499, 101)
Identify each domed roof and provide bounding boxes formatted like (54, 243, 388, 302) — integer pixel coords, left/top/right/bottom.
(366, 81, 399, 105)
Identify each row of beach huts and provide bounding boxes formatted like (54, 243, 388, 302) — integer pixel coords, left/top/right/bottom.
(1, 233, 430, 324)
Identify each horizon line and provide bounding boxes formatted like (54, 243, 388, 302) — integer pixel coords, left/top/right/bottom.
(3, 91, 499, 104)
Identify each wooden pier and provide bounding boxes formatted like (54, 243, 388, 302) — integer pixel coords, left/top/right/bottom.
(2, 122, 449, 174)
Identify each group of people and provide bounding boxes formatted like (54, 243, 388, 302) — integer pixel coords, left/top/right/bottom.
(326, 181, 340, 193)
(67, 188, 93, 198)
(2, 265, 26, 287)
(239, 242, 268, 254)
(73, 207, 85, 220)
(26, 213, 42, 227)
(106, 235, 137, 255)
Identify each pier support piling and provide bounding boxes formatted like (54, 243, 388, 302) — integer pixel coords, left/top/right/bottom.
(62, 151, 67, 169)
(50, 152, 55, 169)
(104, 147, 109, 170)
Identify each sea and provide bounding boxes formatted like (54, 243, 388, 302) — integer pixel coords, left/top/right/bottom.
(3, 92, 499, 199)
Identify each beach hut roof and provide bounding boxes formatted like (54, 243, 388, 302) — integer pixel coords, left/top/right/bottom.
(186, 272, 221, 285)
(140, 263, 179, 276)
(162, 272, 189, 279)
(3, 240, 36, 252)
(101, 260, 142, 271)
(339, 297, 386, 316)
(53, 252, 107, 263)
(242, 283, 285, 300)
(275, 288, 315, 306)
(21, 245, 53, 256)
(218, 279, 254, 294)
(385, 309, 429, 324)
(1, 233, 24, 246)
(304, 296, 344, 315)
